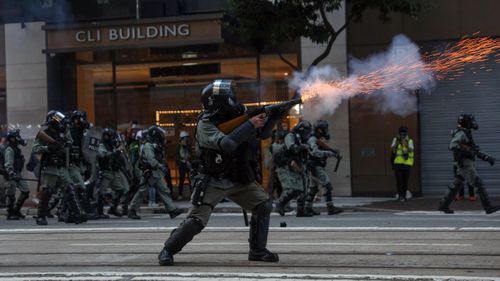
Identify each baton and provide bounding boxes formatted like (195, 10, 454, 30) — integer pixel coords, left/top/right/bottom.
(334, 155, 342, 172)
(19, 178, 39, 182)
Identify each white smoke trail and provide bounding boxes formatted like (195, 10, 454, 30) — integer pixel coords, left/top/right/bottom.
(291, 34, 435, 120)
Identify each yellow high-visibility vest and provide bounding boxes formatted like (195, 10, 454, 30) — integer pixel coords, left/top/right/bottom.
(393, 138, 414, 166)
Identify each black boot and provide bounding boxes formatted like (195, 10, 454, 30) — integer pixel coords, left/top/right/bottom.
(13, 192, 29, 219)
(36, 188, 52, 225)
(169, 208, 185, 219)
(438, 182, 460, 214)
(327, 202, 344, 215)
(128, 209, 141, 219)
(121, 201, 129, 216)
(476, 180, 500, 214)
(296, 195, 312, 217)
(6, 195, 19, 220)
(159, 217, 204, 266)
(275, 190, 299, 216)
(107, 194, 123, 217)
(96, 197, 110, 219)
(66, 185, 87, 224)
(248, 201, 279, 262)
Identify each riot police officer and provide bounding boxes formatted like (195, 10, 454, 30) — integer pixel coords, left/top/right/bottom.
(158, 80, 284, 266)
(305, 120, 343, 216)
(274, 121, 311, 217)
(439, 114, 499, 214)
(94, 128, 129, 218)
(67, 110, 94, 220)
(3, 129, 29, 220)
(33, 110, 86, 225)
(128, 125, 184, 220)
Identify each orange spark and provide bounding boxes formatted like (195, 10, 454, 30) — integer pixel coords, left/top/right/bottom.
(301, 36, 500, 102)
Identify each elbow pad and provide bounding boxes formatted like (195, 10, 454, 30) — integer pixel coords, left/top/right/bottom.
(219, 121, 255, 153)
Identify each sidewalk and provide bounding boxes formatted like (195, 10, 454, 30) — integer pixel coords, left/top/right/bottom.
(1, 196, 499, 216)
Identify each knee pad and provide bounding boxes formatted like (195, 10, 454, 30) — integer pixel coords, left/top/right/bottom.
(253, 200, 272, 217)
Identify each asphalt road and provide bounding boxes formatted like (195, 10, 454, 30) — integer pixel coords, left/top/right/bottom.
(0, 211, 499, 281)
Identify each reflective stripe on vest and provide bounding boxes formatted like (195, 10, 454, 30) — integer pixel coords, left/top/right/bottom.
(393, 139, 414, 166)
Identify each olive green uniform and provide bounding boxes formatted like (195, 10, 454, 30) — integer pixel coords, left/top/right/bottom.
(33, 129, 85, 224)
(129, 142, 177, 212)
(440, 128, 498, 213)
(186, 120, 268, 226)
(4, 145, 29, 219)
(95, 143, 129, 198)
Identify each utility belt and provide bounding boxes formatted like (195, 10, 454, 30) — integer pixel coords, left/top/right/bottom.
(308, 157, 327, 168)
(44, 157, 65, 168)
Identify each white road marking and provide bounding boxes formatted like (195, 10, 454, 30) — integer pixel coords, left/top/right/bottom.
(1, 226, 500, 234)
(70, 242, 472, 247)
(396, 211, 500, 216)
(0, 272, 498, 281)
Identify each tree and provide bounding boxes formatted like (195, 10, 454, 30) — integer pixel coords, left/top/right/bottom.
(225, 0, 431, 72)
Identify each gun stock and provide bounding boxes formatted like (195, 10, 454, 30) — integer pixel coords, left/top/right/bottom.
(217, 98, 302, 134)
(218, 114, 251, 134)
(36, 130, 56, 144)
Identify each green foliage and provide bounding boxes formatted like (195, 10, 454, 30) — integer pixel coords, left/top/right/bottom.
(225, 0, 431, 68)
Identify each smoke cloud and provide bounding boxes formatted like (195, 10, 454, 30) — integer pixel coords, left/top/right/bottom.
(292, 34, 435, 120)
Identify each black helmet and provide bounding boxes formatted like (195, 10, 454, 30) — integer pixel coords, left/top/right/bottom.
(147, 125, 166, 144)
(293, 120, 312, 142)
(398, 126, 409, 136)
(45, 110, 67, 132)
(101, 128, 117, 146)
(457, 114, 478, 130)
(201, 80, 245, 117)
(70, 110, 89, 129)
(6, 129, 27, 146)
(314, 120, 330, 140)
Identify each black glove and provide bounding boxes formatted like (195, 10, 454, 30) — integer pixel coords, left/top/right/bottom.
(487, 156, 496, 166)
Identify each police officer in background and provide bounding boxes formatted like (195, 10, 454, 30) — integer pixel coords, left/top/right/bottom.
(274, 121, 311, 217)
(305, 120, 343, 216)
(439, 114, 499, 214)
(4, 129, 29, 220)
(175, 130, 191, 200)
(158, 80, 284, 266)
(67, 110, 94, 219)
(391, 126, 414, 202)
(127, 125, 184, 220)
(94, 128, 129, 218)
(33, 111, 86, 225)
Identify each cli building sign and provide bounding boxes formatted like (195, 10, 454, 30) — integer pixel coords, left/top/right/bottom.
(43, 14, 222, 53)
(74, 24, 191, 43)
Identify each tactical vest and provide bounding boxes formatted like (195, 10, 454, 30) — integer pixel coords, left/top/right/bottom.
(69, 127, 83, 164)
(9, 145, 25, 173)
(452, 128, 475, 161)
(42, 129, 66, 167)
(200, 142, 255, 184)
(97, 143, 115, 171)
(286, 133, 308, 166)
(308, 137, 327, 168)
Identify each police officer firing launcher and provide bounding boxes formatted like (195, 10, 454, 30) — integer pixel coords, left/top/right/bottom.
(157, 79, 292, 266)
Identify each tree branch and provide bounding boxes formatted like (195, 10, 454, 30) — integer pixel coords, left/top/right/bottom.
(308, 6, 356, 70)
(277, 51, 299, 71)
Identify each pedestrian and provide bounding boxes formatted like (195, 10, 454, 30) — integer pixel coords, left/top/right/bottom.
(439, 114, 499, 214)
(3, 129, 29, 220)
(0, 136, 7, 209)
(175, 130, 191, 200)
(305, 120, 343, 216)
(33, 111, 86, 225)
(157, 79, 284, 265)
(274, 120, 311, 217)
(127, 125, 184, 220)
(390, 126, 414, 202)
